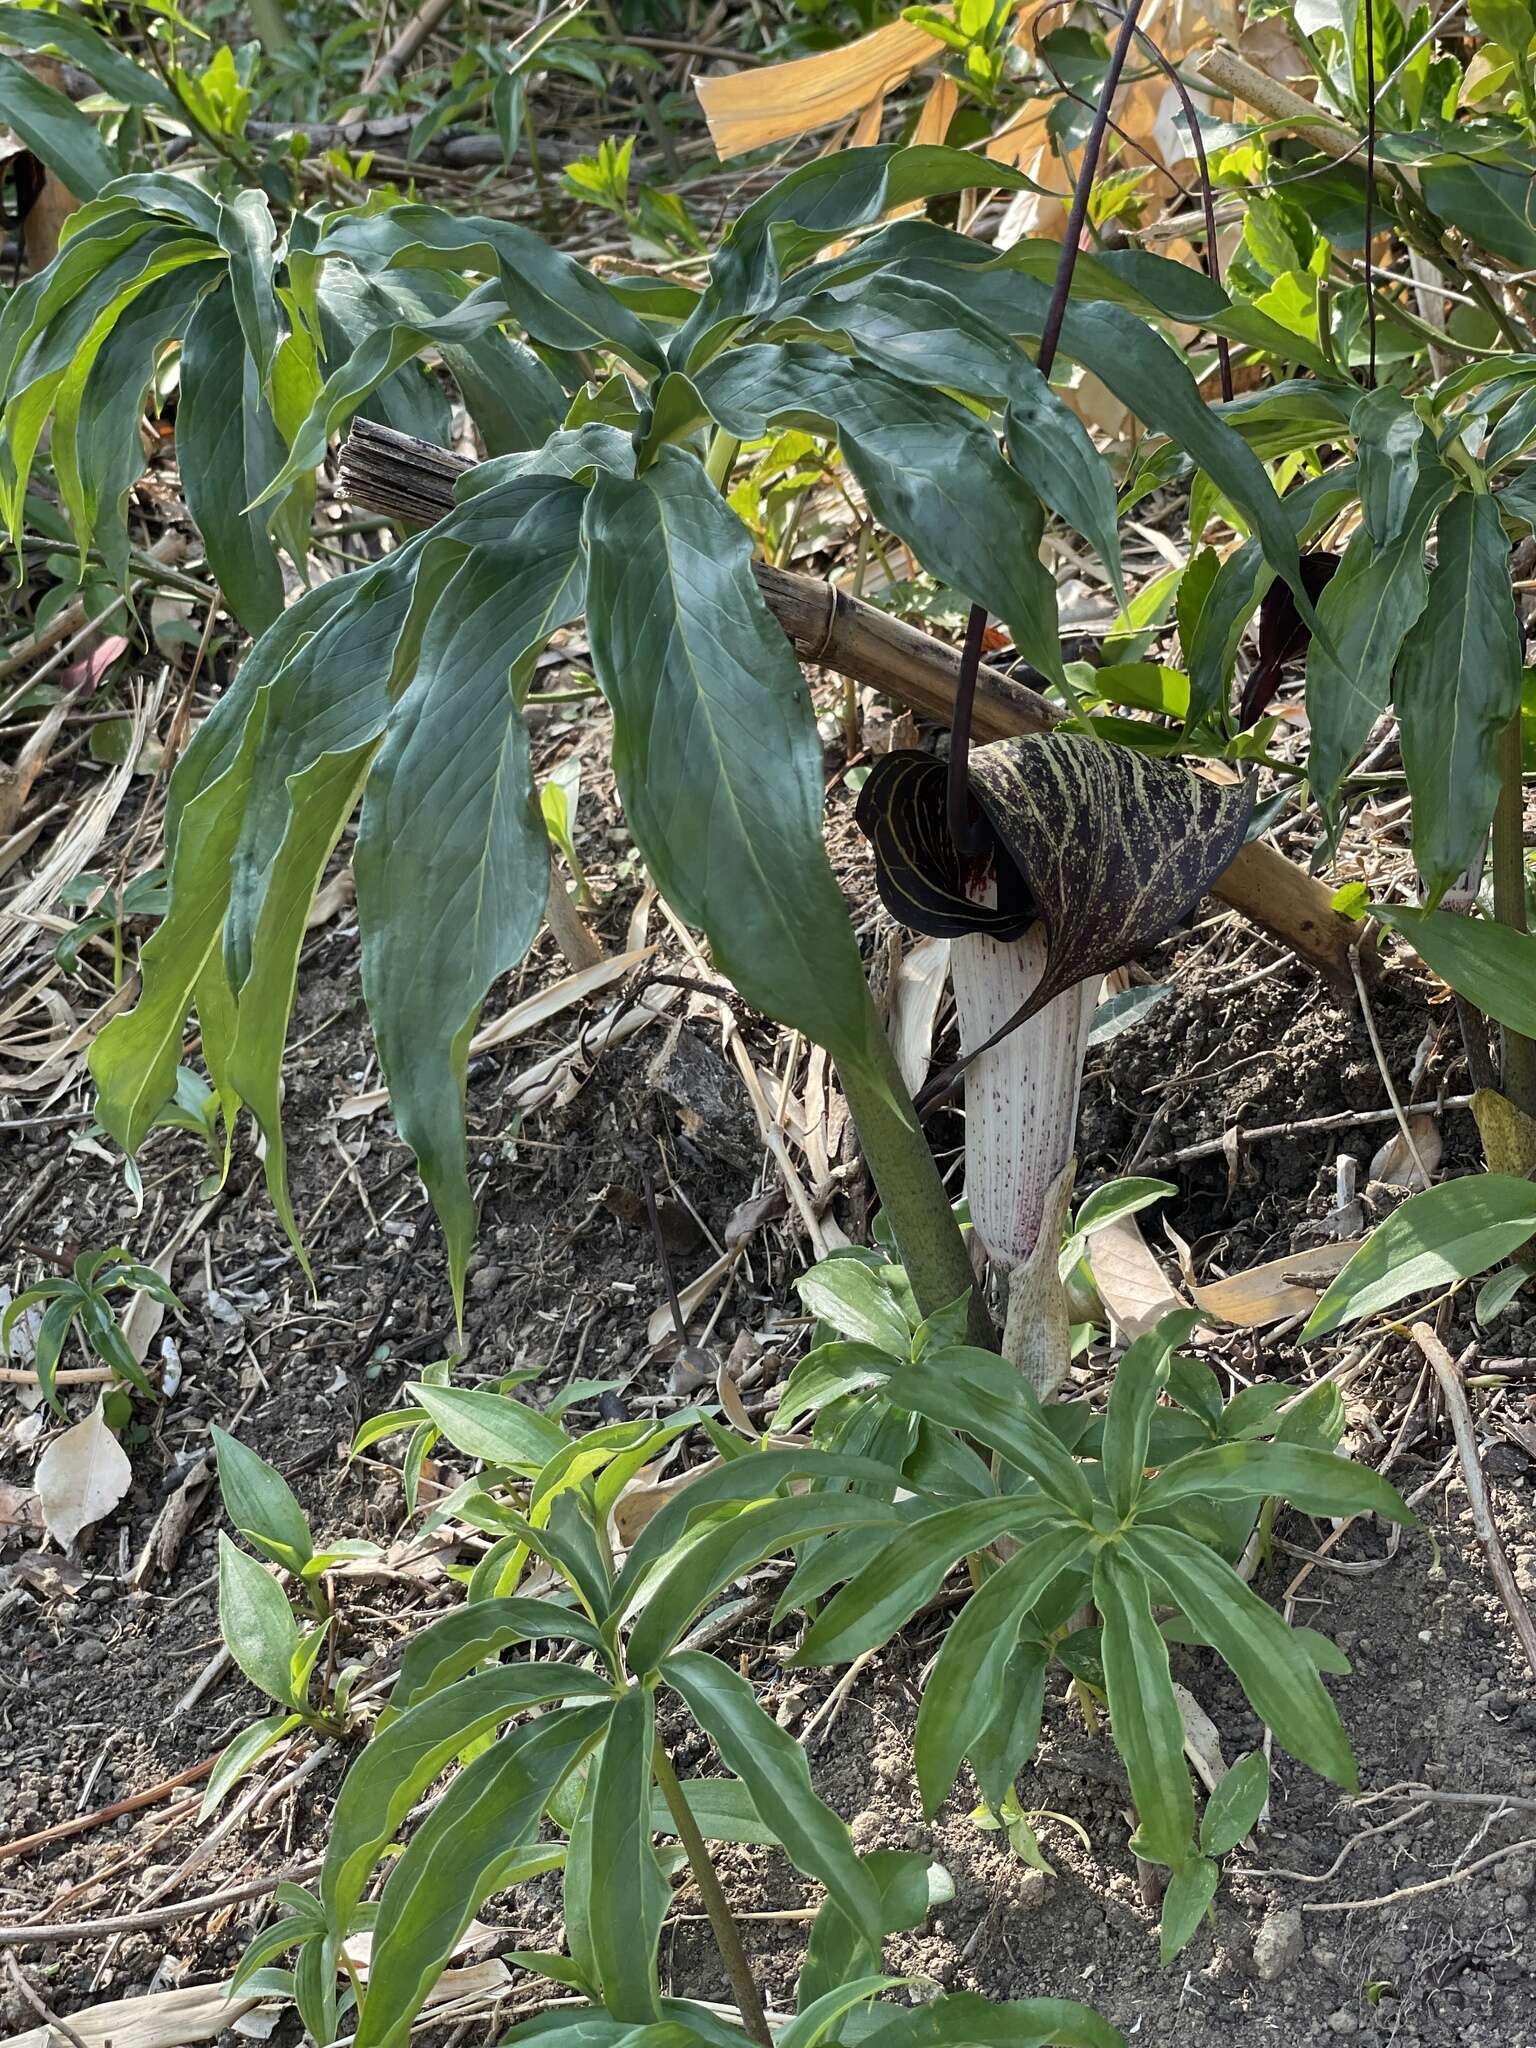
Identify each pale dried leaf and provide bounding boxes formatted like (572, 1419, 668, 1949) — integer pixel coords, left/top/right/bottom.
(890, 936, 951, 1095)
(1192, 1238, 1364, 1328)
(0, 1479, 42, 1531)
(1087, 1211, 1189, 1342)
(36, 1399, 133, 1549)
(695, 16, 940, 158)
(1368, 1114, 1441, 1191)
(305, 867, 356, 930)
(647, 1247, 738, 1348)
(1173, 1681, 1228, 1795)
(6, 1982, 266, 2048)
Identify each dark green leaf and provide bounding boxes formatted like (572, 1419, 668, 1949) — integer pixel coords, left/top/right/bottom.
(913, 1526, 1089, 1816)
(1159, 1855, 1218, 1963)
(215, 190, 280, 389)
(1352, 386, 1424, 547)
(1199, 1750, 1269, 1857)
(967, 1639, 1049, 1813)
(212, 1428, 312, 1572)
(1306, 453, 1458, 821)
(322, 1663, 615, 1929)
(693, 346, 1063, 683)
(200, 1711, 301, 1820)
(1100, 1316, 1192, 1514)
(1396, 492, 1524, 905)
(1093, 1544, 1194, 1869)
(177, 283, 286, 634)
(775, 1342, 896, 1428)
(794, 1260, 911, 1356)
(406, 1381, 570, 1473)
(794, 1500, 1058, 1667)
(1376, 904, 1536, 1035)
(1122, 1524, 1356, 1788)
(387, 1596, 610, 1723)
(356, 1707, 610, 2048)
(1421, 152, 1536, 266)
(662, 1651, 884, 1948)
(217, 1533, 299, 1710)
(856, 1987, 1124, 2048)
(355, 482, 587, 1307)
(1301, 1174, 1536, 1339)
(587, 1687, 663, 2021)
(583, 445, 878, 1072)
(1139, 1440, 1413, 1524)
(881, 1350, 1095, 1519)
(623, 1494, 899, 1676)
(0, 5, 171, 107)
(796, 1851, 954, 2012)
(0, 53, 118, 196)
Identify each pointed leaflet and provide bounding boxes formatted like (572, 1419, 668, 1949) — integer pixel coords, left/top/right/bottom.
(1306, 452, 1459, 823)
(1122, 1524, 1357, 1789)
(355, 479, 587, 1310)
(0, 4, 172, 107)
(1372, 905, 1536, 1035)
(89, 583, 350, 1156)
(587, 1687, 663, 2022)
(1352, 386, 1424, 547)
(1092, 1544, 1194, 1869)
(582, 445, 877, 1073)
(675, 144, 1046, 355)
(856, 1989, 1122, 2048)
(53, 264, 208, 587)
(322, 1663, 615, 1931)
(0, 53, 118, 196)
(912, 1525, 1089, 1816)
(856, 734, 1254, 1020)
(177, 282, 287, 633)
(661, 1651, 884, 1949)
(788, 272, 1123, 603)
(313, 205, 664, 371)
(354, 1706, 610, 2048)
(693, 345, 1063, 684)
(215, 189, 280, 389)
(1396, 491, 1523, 905)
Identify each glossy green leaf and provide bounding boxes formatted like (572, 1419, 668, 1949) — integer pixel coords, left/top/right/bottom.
(1100, 1316, 1193, 1515)
(212, 1428, 312, 1572)
(588, 1687, 663, 2021)
(1352, 386, 1423, 547)
(583, 445, 878, 1073)
(781, 1978, 908, 2048)
(1306, 454, 1458, 821)
(387, 1596, 610, 1724)
(648, 1775, 777, 1845)
(178, 279, 288, 629)
(882, 1351, 1095, 1519)
(795, 1261, 911, 1356)
(1159, 1854, 1219, 1963)
(1123, 1524, 1356, 1788)
(322, 1663, 614, 1929)
(1301, 1174, 1536, 1339)
(856, 1988, 1124, 2048)
(1199, 1750, 1269, 1858)
(795, 1499, 1055, 1668)
(1139, 1440, 1413, 1524)
(792, 272, 1123, 601)
(913, 1525, 1089, 1816)
(406, 1381, 569, 1472)
(0, 53, 118, 196)
(624, 1493, 899, 1675)
(694, 346, 1063, 683)
(1396, 492, 1524, 905)
(967, 1638, 1050, 1813)
(773, 1343, 896, 1429)
(662, 1650, 884, 1947)
(215, 189, 280, 389)
(355, 481, 587, 1309)
(355, 1706, 610, 2048)
(1093, 1544, 1194, 1869)
(217, 1533, 299, 1710)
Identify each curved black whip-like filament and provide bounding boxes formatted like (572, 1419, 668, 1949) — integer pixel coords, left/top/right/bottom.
(949, 0, 1149, 855)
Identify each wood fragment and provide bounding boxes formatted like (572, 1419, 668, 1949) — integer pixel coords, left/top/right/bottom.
(1412, 1322, 1536, 1682)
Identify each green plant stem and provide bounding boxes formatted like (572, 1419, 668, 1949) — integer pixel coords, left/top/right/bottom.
(1493, 712, 1536, 1117)
(837, 995, 995, 1345)
(704, 431, 740, 488)
(652, 1740, 772, 2048)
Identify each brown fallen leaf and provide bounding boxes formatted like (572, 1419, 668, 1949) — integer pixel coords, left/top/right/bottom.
(695, 15, 940, 158)
(1087, 1210, 1189, 1342)
(35, 1399, 133, 1550)
(0, 1479, 43, 1532)
(1192, 1238, 1365, 1328)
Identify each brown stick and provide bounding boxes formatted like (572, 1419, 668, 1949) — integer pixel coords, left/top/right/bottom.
(362, 0, 461, 92)
(0, 1756, 218, 1861)
(0, 1861, 323, 1948)
(338, 421, 1363, 994)
(1412, 1322, 1536, 1683)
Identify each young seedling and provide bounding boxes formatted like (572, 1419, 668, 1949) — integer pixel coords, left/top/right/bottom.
(2, 1248, 180, 1414)
(856, 732, 1252, 1395)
